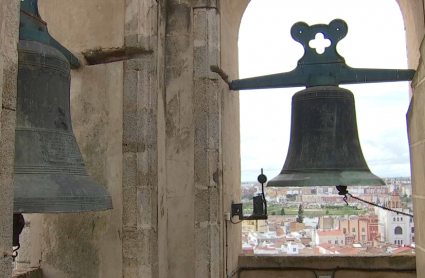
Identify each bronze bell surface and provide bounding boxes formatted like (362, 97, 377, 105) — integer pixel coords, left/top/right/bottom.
(13, 0, 112, 213)
(267, 86, 385, 187)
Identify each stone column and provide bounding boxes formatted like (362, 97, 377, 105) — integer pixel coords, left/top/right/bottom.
(193, 7, 222, 277)
(401, 1, 425, 278)
(0, 0, 19, 277)
(121, 0, 162, 277)
(408, 40, 425, 278)
(163, 2, 225, 277)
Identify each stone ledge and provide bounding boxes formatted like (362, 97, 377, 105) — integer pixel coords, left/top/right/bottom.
(238, 254, 416, 269)
(12, 268, 42, 278)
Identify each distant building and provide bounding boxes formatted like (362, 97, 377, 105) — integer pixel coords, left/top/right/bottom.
(315, 230, 345, 246)
(242, 219, 268, 232)
(289, 222, 306, 232)
(319, 216, 337, 230)
(376, 190, 414, 246)
(339, 216, 369, 243)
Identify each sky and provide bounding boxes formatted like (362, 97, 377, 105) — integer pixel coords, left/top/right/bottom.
(239, 0, 411, 182)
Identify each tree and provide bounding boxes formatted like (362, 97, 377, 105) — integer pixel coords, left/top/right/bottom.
(296, 204, 304, 223)
(271, 211, 276, 215)
(280, 207, 285, 215)
(325, 209, 329, 215)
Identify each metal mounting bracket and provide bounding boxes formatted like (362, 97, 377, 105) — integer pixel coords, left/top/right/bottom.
(230, 19, 415, 90)
(230, 169, 268, 222)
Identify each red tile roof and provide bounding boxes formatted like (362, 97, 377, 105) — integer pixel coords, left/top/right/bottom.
(317, 230, 344, 236)
(337, 247, 361, 254)
(392, 247, 414, 254)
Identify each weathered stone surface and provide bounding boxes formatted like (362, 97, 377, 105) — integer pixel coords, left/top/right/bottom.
(39, 0, 125, 53)
(238, 255, 416, 278)
(0, 0, 19, 277)
(398, 0, 424, 73)
(12, 268, 42, 278)
(122, 1, 160, 277)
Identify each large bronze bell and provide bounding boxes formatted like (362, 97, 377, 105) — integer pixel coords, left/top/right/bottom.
(267, 86, 385, 187)
(13, 0, 112, 213)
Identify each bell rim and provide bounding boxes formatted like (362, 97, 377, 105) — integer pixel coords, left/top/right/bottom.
(13, 174, 113, 214)
(267, 170, 385, 187)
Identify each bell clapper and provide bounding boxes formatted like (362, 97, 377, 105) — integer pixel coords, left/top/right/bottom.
(12, 214, 25, 261)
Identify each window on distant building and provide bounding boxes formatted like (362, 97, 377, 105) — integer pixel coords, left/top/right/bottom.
(362, 227, 365, 232)
(352, 228, 355, 232)
(341, 240, 343, 244)
(398, 240, 400, 245)
(343, 228, 346, 234)
(401, 217, 403, 221)
(328, 240, 331, 244)
(395, 226, 403, 235)
(335, 240, 338, 244)
(401, 240, 403, 245)
(412, 227, 414, 233)
(397, 217, 399, 221)
(393, 217, 396, 221)
(394, 240, 397, 244)
(361, 235, 366, 241)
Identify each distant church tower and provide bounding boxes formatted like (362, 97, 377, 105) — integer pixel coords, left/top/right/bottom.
(376, 190, 414, 246)
(389, 190, 402, 209)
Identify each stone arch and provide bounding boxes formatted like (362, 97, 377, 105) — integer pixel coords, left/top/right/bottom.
(230, 0, 422, 70)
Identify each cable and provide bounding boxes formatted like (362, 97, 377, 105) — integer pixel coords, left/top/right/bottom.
(230, 217, 243, 224)
(346, 193, 414, 218)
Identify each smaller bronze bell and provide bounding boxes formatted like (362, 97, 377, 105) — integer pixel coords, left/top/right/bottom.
(268, 86, 385, 187)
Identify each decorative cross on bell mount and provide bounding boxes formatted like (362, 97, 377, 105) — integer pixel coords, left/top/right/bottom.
(229, 19, 415, 188)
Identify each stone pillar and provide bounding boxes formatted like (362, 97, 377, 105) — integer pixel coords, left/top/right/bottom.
(162, 2, 226, 277)
(0, 0, 19, 277)
(400, 1, 425, 278)
(122, 0, 162, 277)
(409, 40, 425, 278)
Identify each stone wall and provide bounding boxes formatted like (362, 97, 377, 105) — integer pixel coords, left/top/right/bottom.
(33, 1, 125, 277)
(0, 0, 19, 277)
(408, 36, 425, 278)
(238, 255, 416, 278)
(401, 1, 425, 278)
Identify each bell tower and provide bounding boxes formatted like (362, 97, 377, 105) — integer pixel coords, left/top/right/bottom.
(389, 190, 402, 209)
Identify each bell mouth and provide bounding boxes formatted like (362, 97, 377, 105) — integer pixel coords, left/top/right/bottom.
(267, 170, 385, 187)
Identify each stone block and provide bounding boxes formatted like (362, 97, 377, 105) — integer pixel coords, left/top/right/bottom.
(193, 8, 220, 80)
(125, 0, 157, 51)
(409, 143, 425, 197)
(413, 197, 425, 248)
(122, 186, 138, 227)
(408, 80, 425, 144)
(416, 246, 425, 278)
